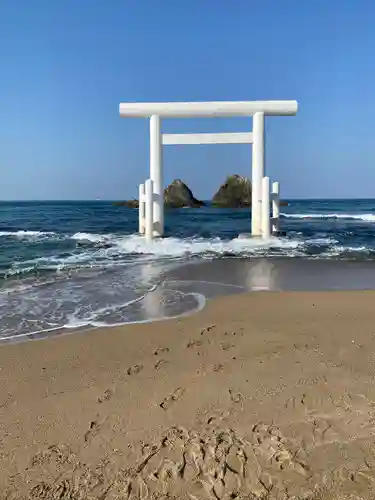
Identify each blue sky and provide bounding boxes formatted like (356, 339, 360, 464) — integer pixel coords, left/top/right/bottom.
(1, 0, 375, 200)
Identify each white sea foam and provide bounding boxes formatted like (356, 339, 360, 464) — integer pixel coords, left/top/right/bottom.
(0, 271, 206, 341)
(71, 232, 108, 243)
(0, 290, 206, 342)
(5, 251, 97, 275)
(281, 213, 375, 222)
(0, 230, 54, 238)
(112, 234, 301, 258)
(3, 233, 343, 279)
(303, 237, 338, 245)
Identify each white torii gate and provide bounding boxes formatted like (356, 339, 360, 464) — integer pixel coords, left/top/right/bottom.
(119, 100, 298, 240)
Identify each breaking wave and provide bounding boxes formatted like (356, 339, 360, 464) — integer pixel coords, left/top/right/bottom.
(0, 230, 55, 238)
(0, 233, 338, 280)
(281, 213, 375, 222)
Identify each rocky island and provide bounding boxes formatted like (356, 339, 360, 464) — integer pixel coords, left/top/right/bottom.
(212, 174, 252, 208)
(164, 179, 205, 208)
(113, 199, 139, 208)
(113, 179, 204, 209)
(114, 175, 288, 208)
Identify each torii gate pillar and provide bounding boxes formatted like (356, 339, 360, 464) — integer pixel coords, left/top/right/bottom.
(150, 115, 163, 236)
(251, 112, 265, 236)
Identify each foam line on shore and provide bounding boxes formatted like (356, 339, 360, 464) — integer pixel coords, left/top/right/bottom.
(0, 283, 206, 344)
(5, 258, 375, 343)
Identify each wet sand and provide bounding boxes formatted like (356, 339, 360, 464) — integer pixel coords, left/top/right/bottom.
(5, 258, 375, 345)
(2, 290, 375, 499)
(166, 257, 375, 292)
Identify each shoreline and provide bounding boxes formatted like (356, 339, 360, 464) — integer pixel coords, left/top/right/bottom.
(5, 256, 375, 344)
(2, 290, 375, 498)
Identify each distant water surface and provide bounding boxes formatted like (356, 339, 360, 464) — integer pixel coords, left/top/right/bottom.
(2, 199, 375, 341)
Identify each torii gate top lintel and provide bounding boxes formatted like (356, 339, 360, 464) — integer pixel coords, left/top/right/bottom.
(119, 100, 298, 118)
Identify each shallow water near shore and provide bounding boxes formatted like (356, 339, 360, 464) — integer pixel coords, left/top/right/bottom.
(168, 257, 375, 292)
(3, 199, 375, 341)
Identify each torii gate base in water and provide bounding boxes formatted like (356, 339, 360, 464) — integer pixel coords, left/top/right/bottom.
(119, 100, 298, 241)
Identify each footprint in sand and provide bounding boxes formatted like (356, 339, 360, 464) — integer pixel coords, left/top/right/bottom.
(31, 444, 76, 467)
(30, 479, 78, 500)
(159, 388, 185, 410)
(284, 387, 336, 415)
(206, 409, 229, 426)
(225, 330, 244, 338)
(220, 342, 234, 351)
(284, 392, 307, 412)
(124, 426, 271, 499)
(187, 340, 203, 349)
(212, 363, 224, 372)
(200, 325, 216, 336)
(154, 359, 168, 370)
(30, 424, 314, 499)
(127, 364, 143, 376)
(97, 388, 113, 404)
(310, 417, 339, 446)
(28, 464, 112, 499)
(154, 347, 170, 356)
(251, 423, 309, 478)
(228, 389, 244, 404)
(84, 420, 101, 443)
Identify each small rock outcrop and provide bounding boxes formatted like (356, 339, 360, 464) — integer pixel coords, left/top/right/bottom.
(212, 174, 251, 208)
(113, 180, 204, 209)
(164, 179, 205, 208)
(113, 199, 139, 208)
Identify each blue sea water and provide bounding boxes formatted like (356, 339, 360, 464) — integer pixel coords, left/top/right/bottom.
(1, 199, 375, 341)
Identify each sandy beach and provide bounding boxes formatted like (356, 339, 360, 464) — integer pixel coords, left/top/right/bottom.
(1, 291, 375, 499)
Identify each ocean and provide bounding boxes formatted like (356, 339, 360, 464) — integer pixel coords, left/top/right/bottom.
(2, 198, 375, 342)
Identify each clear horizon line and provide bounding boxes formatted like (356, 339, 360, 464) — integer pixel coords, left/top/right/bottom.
(1, 196, 375, 202)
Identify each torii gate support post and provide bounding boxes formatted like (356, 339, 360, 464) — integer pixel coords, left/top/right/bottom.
(139, 183, 145, 234)
(272, 181, 280, 234)
(150, 115, 163, 237)
(252, 112, 265, 236)
(261, 176, 271, 239)
(145, 178, 154, 241)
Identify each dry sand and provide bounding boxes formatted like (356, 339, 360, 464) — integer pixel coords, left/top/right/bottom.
(1, 291, 375, 499)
